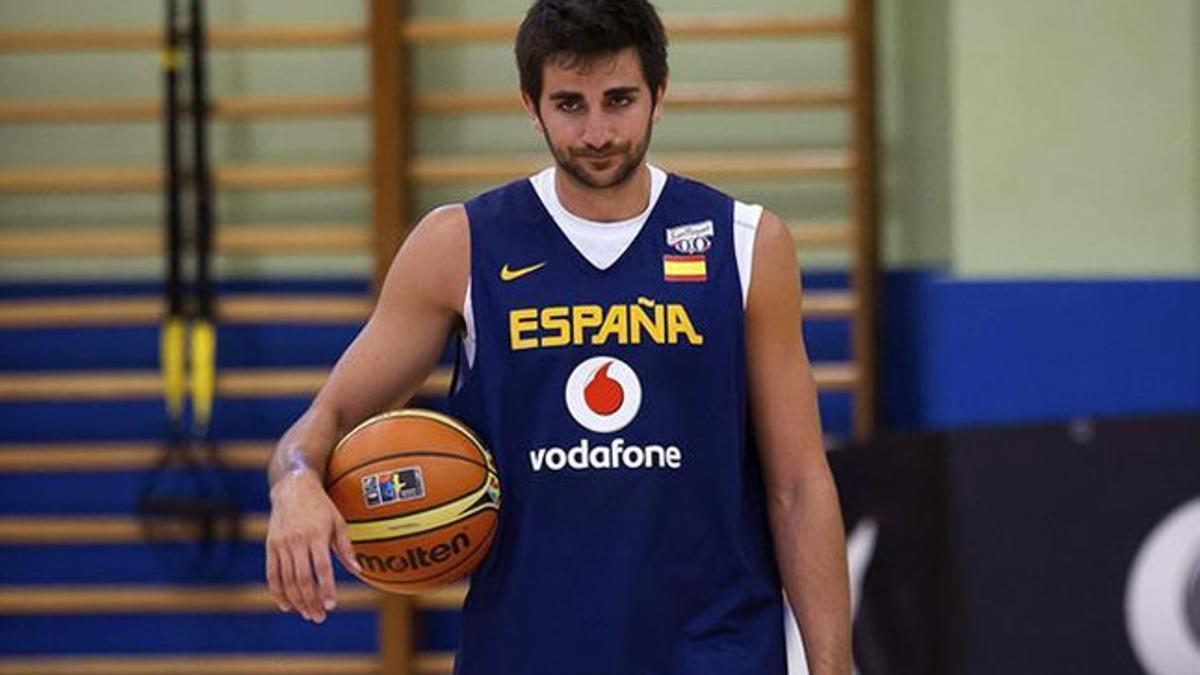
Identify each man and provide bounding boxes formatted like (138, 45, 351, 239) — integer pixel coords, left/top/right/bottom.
(266, 1, 851, 673)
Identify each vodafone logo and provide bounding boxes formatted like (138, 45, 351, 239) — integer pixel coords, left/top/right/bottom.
(564, 356, 642, 433)
(534, 356, 681, 473)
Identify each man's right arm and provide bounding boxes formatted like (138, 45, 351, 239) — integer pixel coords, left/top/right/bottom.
(264, 204, 470, 623)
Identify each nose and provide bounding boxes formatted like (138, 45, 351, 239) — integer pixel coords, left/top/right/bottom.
(580, 110, 615, 152)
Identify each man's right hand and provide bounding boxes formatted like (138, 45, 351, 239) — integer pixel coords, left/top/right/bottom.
(265, 469, 361, 623)
(262, 205, 468, 623)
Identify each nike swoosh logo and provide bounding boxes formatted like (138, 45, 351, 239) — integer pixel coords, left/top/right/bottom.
(500, 262, 547, 282)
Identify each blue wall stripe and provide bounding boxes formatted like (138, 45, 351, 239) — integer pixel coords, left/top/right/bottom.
(10, 272, 1193, 432)
(0, 397, 457, 443)
(0, 611, 460, 654)
(0, 322, 848, 371)
(0, 613, 377, 654)
(0, 544, 283, 585)
(0, 394, 851, 443)
(0, 470, 268, 515)
(0, 399, 308, 442)
(0, 325, 359, 371)
(883, 271, 1200, 428)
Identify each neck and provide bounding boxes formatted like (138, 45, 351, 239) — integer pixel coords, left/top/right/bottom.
(554, 163, 651, 222)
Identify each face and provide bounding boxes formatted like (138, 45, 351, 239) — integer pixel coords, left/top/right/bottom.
(523, 47, 665, 190)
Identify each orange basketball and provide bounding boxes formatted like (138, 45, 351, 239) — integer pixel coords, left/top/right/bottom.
(325, 408, 500, 594)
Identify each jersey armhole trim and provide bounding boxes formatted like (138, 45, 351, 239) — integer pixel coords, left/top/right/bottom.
(733, 201, 764, 310)
(462, 278, 476, 369)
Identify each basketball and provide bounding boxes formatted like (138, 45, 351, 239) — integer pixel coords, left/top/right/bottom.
(325, 409, 500, 593)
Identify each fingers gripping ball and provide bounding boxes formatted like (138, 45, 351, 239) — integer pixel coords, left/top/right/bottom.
(325, 409, 500, 593)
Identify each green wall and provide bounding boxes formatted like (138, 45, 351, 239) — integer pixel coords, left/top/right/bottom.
(1, 0, 1196, 280)
(950, 0, 1199, 277)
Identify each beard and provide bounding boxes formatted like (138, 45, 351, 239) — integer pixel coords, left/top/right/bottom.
(542, 120, 653, 190)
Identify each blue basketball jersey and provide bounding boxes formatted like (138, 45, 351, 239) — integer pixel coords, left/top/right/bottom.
(447, 168, 786, 675)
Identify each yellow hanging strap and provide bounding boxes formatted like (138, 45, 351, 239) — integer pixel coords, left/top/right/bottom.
(159, 47, 182, 72)
(189, 320, 217, 431)
(160, 317, 187, 420)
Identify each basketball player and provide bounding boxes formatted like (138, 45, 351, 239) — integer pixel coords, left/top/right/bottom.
(266, 1, 851, 673)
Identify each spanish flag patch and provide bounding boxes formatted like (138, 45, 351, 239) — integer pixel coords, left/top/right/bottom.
(663, 254, 707, 282)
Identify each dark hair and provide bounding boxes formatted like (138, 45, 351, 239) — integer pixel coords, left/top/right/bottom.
(515, 0, 669, 111)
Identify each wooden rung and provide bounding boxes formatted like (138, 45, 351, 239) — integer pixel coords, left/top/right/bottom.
(0, 166, 160, 193)
(219, 225, 370, 253)
(0, 582, 468, 614)
(403, 15, 848, 44)
(0, 655, 378, 675)
(0, 295, 371, 327)
(0, 367, 453, 401)
(666, 83, 852, 109)
(0, 153, 846, 193)
(811, 362, 858, 391)
(0, 95, 369, 124)
(221, 296, 371, 323)
(656, 151, 853, 178)
(412, 584, 468, 611)
(218, 164, 368, 190)
(0, 441, 273, 472)
(213, 94, 369, 119)
(417, 84, 851, 115)
(0, 99, 157, 124)
(0, 584, 378, 614)
(412, 151, 852, 184)
(0, 514, 268, 544)
(210, 26, 366, 49)
(416, 653, 456, 675)
(0, 28, 173, 52)
(1, 276, 847, 326)
(0, 366, 849, 400)
(0, 225, 369, 257)
(789, 222, 853, 248)
(0, 15, 845, 50)
(0, 230, 158, 257)
(803, 290, 856, 319)
(0, 221, 838, 255)
(0, 164, 367, 194)
(0, 26, 365, 53)
(408, 155, 539, 184)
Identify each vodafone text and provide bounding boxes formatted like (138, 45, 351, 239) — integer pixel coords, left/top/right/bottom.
(529, 438, 683, 472)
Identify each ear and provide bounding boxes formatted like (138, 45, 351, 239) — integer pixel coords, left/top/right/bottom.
(651, 80, 667, 124)
(520, 91, 542, 132)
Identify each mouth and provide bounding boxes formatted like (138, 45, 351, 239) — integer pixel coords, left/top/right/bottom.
(580, 155, 618, 168)
(573, 147, 626, 161)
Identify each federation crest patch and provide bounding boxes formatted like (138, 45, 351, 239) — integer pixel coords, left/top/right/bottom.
(666, 221, 714, 254)
(363, 466, 426, 508)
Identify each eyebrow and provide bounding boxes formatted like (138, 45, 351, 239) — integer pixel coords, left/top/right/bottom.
(547, 86, 641, 101)
(604, 87, 640, 98)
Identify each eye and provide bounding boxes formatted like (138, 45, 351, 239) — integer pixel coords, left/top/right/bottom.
(556, 99, 583, 113)
(607, 95, 633, 108)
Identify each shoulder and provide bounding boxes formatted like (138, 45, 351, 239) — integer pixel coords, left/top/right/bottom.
(382, 204, 470, 315)
(751, 209, 793, 251)
(750, 208, 798, 279)
(407, 203, 469, 250)
(746, 208, 801, 315)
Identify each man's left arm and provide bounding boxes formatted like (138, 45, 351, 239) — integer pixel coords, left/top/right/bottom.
(744, 209, 851, 675)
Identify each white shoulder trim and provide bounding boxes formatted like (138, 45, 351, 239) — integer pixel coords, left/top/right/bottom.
(733, 201, 764, 309)
(462, 279, 476, 368)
